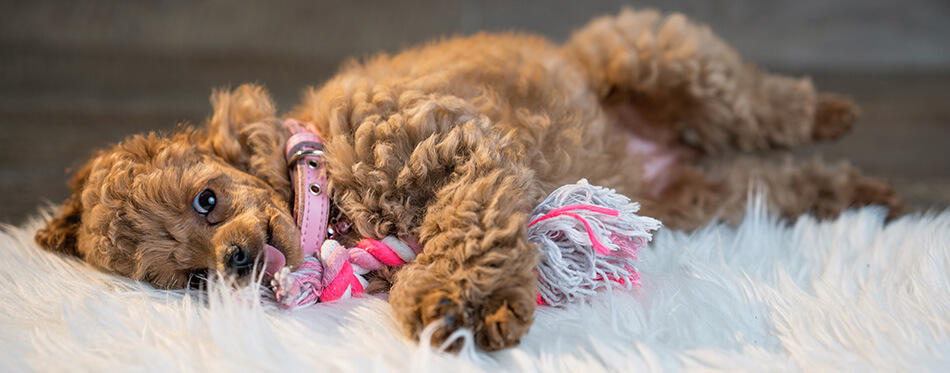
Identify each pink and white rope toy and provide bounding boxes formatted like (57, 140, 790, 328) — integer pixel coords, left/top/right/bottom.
(263, 179, 662, 310)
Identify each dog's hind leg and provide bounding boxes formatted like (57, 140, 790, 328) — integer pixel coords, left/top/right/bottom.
(563, 8, 858, 155)
(641, 156, 903, 230)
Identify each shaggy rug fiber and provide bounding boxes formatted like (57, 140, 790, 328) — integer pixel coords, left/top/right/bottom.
(2, 200, 949, 372)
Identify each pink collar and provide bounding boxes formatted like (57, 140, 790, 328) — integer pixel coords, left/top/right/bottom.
(284, 119, 330, 259)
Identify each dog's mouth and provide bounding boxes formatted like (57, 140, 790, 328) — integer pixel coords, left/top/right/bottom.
(260, 209, 303, 277)
(262, 240, 287, 277)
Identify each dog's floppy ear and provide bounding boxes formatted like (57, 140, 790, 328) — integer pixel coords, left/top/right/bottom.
(207, 83, 279, 163)
(35, 160, 93, 258)
(205, 84, 291, 200)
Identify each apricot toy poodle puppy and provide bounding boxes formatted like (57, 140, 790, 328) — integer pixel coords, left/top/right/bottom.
(36, 9, 900, 350)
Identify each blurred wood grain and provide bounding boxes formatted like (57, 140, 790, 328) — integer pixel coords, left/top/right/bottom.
(1, 0, 948, 224)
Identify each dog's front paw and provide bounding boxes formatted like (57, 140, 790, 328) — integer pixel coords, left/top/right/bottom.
(813, 93, 859, 141)
(390, 268, 535, 352)
(417, 290, 471, 351)
(475, 287, 534, 350)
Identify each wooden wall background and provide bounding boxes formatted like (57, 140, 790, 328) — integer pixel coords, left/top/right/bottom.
(1, 0, 948, 224)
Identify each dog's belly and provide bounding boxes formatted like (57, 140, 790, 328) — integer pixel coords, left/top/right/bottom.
(608, 102, 697, 198)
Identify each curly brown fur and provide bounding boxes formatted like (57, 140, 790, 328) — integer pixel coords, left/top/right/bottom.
(37, 8, 901, 351)
(36, 87, 304, 289)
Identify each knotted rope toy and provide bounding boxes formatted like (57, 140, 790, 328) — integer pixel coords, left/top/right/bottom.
(263, 179, 662, 310)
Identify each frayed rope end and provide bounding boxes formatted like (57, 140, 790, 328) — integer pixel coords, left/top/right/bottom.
(529, 179, 662, 306)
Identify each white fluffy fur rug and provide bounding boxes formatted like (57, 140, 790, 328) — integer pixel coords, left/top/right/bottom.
(2, 202, 949, 372)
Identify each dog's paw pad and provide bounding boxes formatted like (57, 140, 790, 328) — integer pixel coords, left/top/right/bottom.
(478, 299, 533, 350)
(418, 293, 469, 351)
(814, 94, 859, 140)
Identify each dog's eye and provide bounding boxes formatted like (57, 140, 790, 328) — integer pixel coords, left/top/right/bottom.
(188, 269, 208, 289)
(193, 189, 216, 214)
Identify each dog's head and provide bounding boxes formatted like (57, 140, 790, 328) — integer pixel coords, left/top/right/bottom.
(35, 85, 304, 289)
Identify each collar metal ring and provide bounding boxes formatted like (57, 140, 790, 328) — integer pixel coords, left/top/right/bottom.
(287, 149, 324, 168)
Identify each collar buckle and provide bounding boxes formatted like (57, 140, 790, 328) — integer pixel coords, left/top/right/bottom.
(287, 149, 324, 168)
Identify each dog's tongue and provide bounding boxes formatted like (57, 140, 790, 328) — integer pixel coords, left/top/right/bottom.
(263, 243, 286, 277)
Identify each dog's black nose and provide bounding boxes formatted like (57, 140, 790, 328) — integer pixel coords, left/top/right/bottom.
(227, 247, 253, 277)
